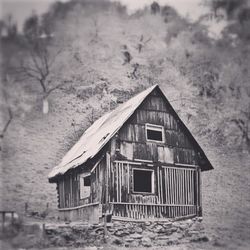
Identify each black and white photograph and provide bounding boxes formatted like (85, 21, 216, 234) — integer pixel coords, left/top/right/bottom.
(0, 0, 250, 249)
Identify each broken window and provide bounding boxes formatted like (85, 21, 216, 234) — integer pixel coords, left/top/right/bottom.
(133, 169, 154, 193)
(146, 124, 164, 142)
(80, 174, 91, 199)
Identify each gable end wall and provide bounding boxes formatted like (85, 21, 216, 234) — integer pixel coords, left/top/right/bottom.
(111, 89, 199, 165)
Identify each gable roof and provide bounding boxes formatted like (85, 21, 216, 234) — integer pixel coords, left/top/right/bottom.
(48, 85, 213, 181)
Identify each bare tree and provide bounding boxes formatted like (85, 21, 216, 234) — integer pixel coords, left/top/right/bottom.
(137, 35, 151, 53)
(0, 75, 14, 140)
(16, 36, 65, 113)
(0, 97, 13, 139)
(231, 105, 250, 150)
(13, 12, 67, 114)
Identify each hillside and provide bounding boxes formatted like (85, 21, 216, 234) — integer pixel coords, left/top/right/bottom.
(1, 0, 250, 249)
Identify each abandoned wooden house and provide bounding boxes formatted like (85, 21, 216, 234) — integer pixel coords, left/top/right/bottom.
(48, 85, 213, 222)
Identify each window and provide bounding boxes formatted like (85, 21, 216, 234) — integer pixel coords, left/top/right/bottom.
(133, 169, 154, 193)
(84, 176, 91, 186)
(80, 174, 91, 199)
(146, 124, 164, 142)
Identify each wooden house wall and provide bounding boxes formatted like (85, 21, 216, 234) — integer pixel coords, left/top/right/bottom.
(107, 161, 201, 218)
(91, 157, 107, 205)
(56, 88, 202, 220)
(108, 161, 199, 205)
(107, 88, 201, 217)
(57, 157, 106, 209)
(112, 89, 198, 165)
(57, 170, 79, 208)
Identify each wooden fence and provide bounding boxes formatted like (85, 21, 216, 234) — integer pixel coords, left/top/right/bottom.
(111, 203, 197, 220)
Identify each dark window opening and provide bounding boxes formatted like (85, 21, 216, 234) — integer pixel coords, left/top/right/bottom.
(147, 129, 163, 141)
(84, 176, 91, 186)
(133, 169, 153, 193)
(146, 124, 164, 142)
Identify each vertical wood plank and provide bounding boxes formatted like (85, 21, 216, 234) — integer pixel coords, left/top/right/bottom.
(115, 163, 118, 202)
(199, 167, 202, 215)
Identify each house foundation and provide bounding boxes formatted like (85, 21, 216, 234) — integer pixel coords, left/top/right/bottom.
(44, 217, 208, 247)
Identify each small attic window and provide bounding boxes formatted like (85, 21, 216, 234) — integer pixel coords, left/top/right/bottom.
(146, 124, 164, 142)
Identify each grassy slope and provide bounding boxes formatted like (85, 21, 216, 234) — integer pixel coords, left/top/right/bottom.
(201, 142, 250, 248)
(1, 84, 250, 249)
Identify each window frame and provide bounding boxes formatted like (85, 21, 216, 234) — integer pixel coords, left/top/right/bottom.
(145, 123, 165, 143)
(79, 173, 91, 200)
(132, 168, 155, 194)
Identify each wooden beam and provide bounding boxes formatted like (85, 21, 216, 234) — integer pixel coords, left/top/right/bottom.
(114, 160, 141, 165)
(58, 202, 99, 211)
(90, 155, 104, 173)
(110, 202, 196, 207)
(112, 214, 196, 222)
(175, 163, 198, 168)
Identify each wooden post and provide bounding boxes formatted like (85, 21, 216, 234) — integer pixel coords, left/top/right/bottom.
(104, 152, 110, 242)
(195, 168, 199, 216)
(198, 167, 202, 216)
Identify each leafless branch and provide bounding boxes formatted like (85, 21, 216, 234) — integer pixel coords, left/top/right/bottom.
(48, 48, 63, 68)
(231, 118, 245, 133)
(17, 38, 64, 95)
(0, 85, 13, 139)
(138, 35, 152, 53)
(0, 107, 13, 138)
(29, 48, 44, 76)
(45, 82, 67, 98)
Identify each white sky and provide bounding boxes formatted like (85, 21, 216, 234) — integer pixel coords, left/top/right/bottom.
(1, 0, 208, 31)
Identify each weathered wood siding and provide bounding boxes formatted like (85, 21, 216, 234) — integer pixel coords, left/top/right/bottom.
(57, 157, 106, 209)
(108, 161, 200, 218)
(57, 170, 79, 208)
(113, 89, 197, 165)
(56, 88, 203, 220)
(107, 89, 201, 219)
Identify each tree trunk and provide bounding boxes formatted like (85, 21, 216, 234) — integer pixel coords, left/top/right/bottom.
(42, 97, 49, 114)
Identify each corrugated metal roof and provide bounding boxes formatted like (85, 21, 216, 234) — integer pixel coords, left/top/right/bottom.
(48, 84, 158, 180)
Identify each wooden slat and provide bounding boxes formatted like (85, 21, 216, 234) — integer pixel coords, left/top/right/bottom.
(110, 202, 195, 207)
(159, 168, 163, 204)
(199, 167, 202, 214)
(176, 169, 180, 206)
(157, 167, 160, 202)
